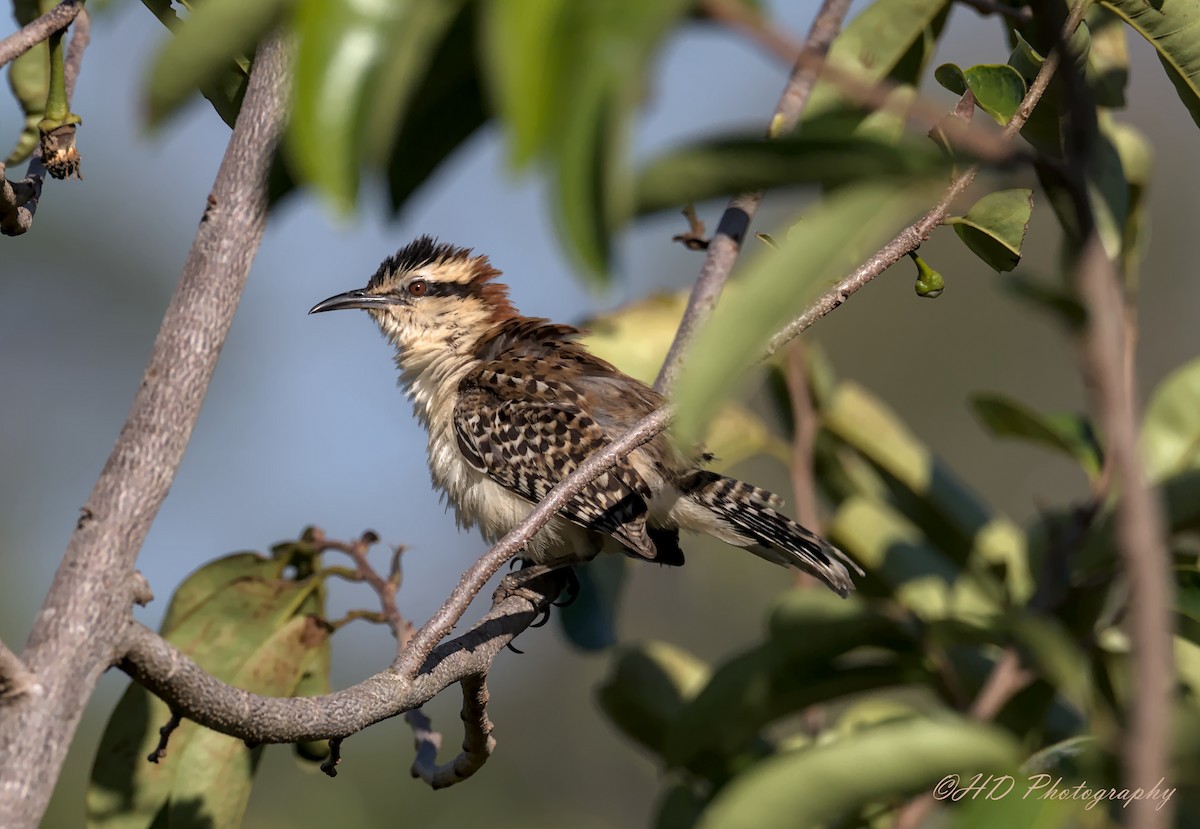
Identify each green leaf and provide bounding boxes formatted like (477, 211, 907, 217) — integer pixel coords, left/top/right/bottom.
(1100, 0, 1200, 128)
(166, 616, 329, 827)
(935, 63, 1026, 125)
(635, 132, 951, 215)
(597, 640, 710, 757)
(146, 0, 294, 125)
(672, 181, 940, 447)
(480, 0, 567, 167)
(1142, 355, 1200, 482)
(5, 42, 50, 165)
(288, 0, 460, 211)
(694, 717, 1020, 829)
(384, 5, 489, 211)
(160, 551, 288, 635)
(88, 568, 325, 829)
(946, 189, 1033, 272)
(558, 555, 626, 651)
(971, 393, 1103, 480)
(549, 0, 693, 280)
(827, 496, 1002, 621)
(804, 0, 952, 122)
(1086, 6, 1131, 107)
(823, 383, 1031, 604)
(665, 644, 915, 777)
(1105, 117, 1153, 286)
(138, 0, 249, 127)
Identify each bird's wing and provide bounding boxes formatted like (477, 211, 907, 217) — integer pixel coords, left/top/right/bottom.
(453, 363, 660, 560)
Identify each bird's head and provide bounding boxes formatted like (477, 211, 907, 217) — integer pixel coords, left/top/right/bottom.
(309, 236, 517, 355)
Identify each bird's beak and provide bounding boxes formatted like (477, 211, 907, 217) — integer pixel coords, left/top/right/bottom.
(309, 289, 401, 314)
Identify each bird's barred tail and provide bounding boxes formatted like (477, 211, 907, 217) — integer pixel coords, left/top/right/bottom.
(679, 471, 863, 597)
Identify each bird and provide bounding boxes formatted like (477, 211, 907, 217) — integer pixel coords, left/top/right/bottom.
(309, 236, 862, 597)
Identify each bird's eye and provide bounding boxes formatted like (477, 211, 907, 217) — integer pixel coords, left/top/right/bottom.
(408, 279, 429, 297)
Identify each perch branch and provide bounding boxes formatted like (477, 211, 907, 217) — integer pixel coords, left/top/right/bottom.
(0, 33, 288, 829)
(655, 0, 853, 392)
(117, 570, 564, 746)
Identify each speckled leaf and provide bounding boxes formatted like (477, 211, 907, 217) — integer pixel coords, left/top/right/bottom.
(160, 551, 287, 635)
(88, 571, 324, 829)
(946, 189, 1033, 272)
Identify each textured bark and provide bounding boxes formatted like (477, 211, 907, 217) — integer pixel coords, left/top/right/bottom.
(0, 34, 289, 829)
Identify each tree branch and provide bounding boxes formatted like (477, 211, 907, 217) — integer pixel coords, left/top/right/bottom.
(0, 0, 81, 69)
(117, 570, 562, 747)
(407, 674, 496, 788)
(654, 0, 853, 393)
(0, 33, 289, 829)
(1075, 235, 1173, 829)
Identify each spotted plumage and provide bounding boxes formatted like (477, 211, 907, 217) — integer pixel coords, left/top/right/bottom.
(310, 236, 862, 596)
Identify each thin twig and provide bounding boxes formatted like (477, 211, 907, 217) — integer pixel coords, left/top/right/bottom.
(0, 0, 81, 69)
(783, 344, 821, 588)
(311, 529, 413, 652)
(654, 0, 853, 393)
(146, 712, 182, 763)
(408, 674, 496, 789)
(763, 0, 1086, 360)
(0, 34, 290, 829)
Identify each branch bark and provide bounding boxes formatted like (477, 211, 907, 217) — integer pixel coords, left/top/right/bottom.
(1075, 236, 1174, 829)
(0, 0, 81, 69)
(0, 33, 289, 829)
(654, 0, 853, 393)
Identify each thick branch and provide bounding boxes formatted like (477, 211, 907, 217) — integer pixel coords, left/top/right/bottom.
(0, 34, 289, 829)
(0, 0, 81, 69)
(654, 0, 852, 393)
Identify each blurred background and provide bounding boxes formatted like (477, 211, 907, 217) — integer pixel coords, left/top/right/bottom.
(1, 0, 1198, 825)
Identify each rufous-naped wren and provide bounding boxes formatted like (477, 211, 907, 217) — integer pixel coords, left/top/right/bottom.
(311, 237, 861, 596)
